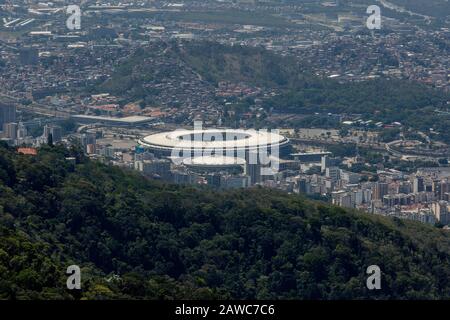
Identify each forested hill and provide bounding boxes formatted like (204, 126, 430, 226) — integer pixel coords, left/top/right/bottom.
(179, 42, 448, 114)
(1, 143, 450, 300)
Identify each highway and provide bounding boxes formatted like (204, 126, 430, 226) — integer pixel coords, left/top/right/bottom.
(0, 92, 71, 118)
(289, 137, 386, 152)
(386, 140, 447, 161)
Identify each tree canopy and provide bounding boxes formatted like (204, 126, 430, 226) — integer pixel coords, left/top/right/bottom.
(0, 143, 449, 299)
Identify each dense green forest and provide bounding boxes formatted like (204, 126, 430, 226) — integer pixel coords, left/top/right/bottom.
(1, 143, 450, 299)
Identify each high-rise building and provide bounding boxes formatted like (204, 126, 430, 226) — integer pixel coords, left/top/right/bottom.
(72, 132, 96, 150)
(321, 155, 340, 172)
(432, 201, 450, 225)
(374, 182, 389, 200)
(247, 151, 261, 185)
(17, 122, 28, 139)
(3, 122, 18, 140)
(207, 173, 222, 188)
(297, 178, 307, 193)
(413, 176, 424, 193)
(341, 171, 360, 184)
(142, 159, 171, 180)
(51, 126, 62, 143)
(172, 170, 194, 185)
(439, 180, 449, 200)
(86, 144, 96, 154)
(0, 103, 16, 129)
(332, 190, 353, 208)
(221, 175, 249, 189)
(398, 181, 412, 194)
(325, 166, 340, 182)
(247, 162, 261, 185)
(351, 190, 363, 206)
(43, 125, 63, 143)
(363, 189, 372, 203)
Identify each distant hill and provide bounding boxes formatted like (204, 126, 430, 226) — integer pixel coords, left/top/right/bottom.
(180, 42, 450, 143)
(101, 41, 449, 111)
(0, 143, 450, 299)
(98, 41, 450, 142)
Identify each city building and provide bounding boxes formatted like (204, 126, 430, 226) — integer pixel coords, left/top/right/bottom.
(43, 124, 62, 143)
(0, 103, 16, 129)
(3, 122, 17, 140)
(72, 115, 154, 127)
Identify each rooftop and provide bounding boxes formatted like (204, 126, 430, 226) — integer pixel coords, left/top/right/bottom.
(72, 115, 154, 124)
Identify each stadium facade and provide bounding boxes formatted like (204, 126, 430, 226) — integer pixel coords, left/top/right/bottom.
(138, 128, 291, 161)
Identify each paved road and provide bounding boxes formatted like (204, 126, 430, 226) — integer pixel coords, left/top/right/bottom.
(386, 140, 446, 160)
(0, 92, 71, 118)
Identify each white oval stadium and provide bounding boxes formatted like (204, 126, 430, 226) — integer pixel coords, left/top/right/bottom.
(138, 128, 290, 159)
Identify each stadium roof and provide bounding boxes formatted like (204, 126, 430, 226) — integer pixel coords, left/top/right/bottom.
(72, 115, 154, 125)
